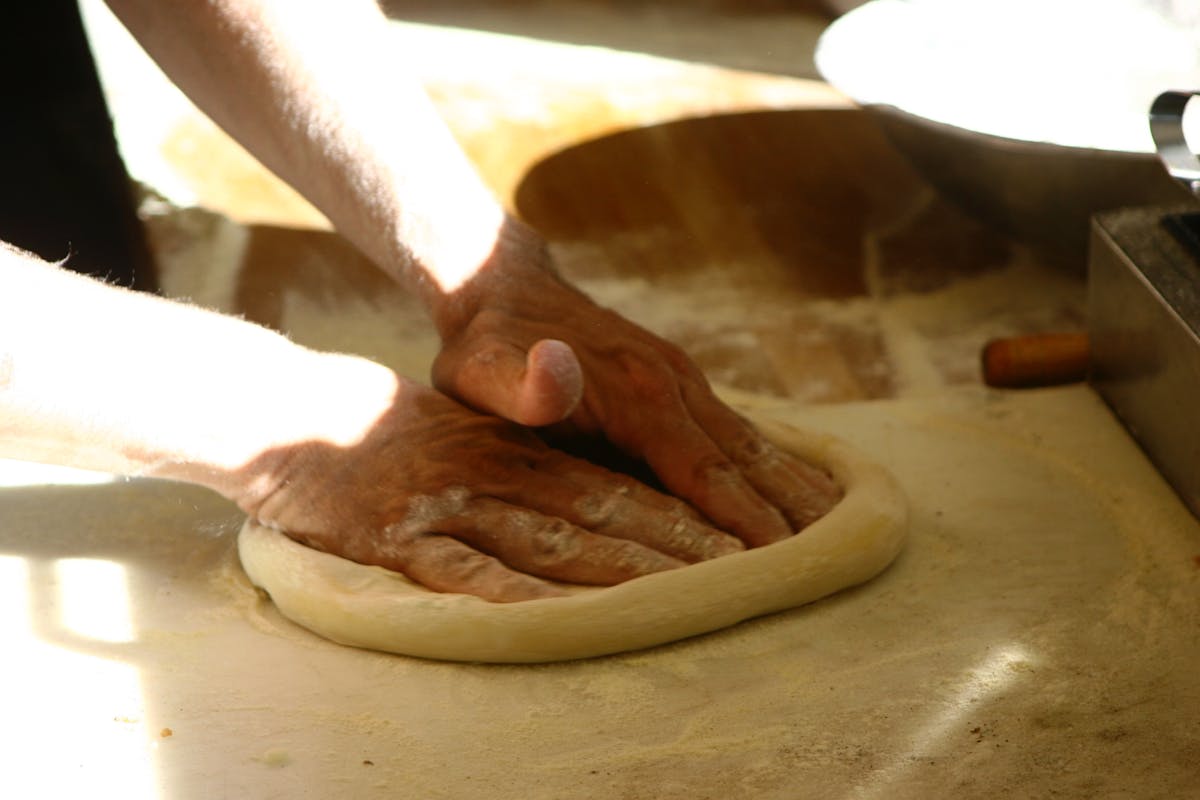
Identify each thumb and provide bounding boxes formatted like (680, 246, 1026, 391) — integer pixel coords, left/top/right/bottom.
(434, 338, 584, 427)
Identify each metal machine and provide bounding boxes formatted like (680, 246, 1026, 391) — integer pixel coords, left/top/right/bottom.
(1089, 90, 1200, 516)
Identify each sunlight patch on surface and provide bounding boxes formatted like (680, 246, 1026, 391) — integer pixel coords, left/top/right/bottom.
(850, 643, 1035, 799)
(0, 458, 118, 488)
(57, 558, 137, 644)
(2, 555, 157, 799)
(0, 554, 32, 636)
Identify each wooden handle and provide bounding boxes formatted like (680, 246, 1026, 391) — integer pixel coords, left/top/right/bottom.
(981, 332, 1090, 389)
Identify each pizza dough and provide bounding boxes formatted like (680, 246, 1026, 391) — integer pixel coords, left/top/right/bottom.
(237, 417, 908, 663)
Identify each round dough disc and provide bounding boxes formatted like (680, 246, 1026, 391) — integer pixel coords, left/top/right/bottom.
(237, 417, 908, 663)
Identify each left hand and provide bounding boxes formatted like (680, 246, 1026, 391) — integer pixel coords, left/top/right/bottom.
(430, 226, 842, 547)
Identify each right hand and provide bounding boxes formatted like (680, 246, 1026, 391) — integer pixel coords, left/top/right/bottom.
(235, 371, 743, 602)
(430, 227, 843, 548)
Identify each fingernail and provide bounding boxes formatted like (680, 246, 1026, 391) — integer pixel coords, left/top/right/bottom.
(706, 533, 745, 558)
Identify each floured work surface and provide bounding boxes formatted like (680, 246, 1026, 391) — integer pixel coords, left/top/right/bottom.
(237, 418, 907, 663)
(2, 387, 1198, 799)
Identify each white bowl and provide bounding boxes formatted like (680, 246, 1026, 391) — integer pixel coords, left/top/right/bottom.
(816, 0, 1200, 266)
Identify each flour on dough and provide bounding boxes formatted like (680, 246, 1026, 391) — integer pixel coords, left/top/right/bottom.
(237, 416, 908, 663)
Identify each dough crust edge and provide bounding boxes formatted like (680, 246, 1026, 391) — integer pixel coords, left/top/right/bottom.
(237, 416, 908, 663)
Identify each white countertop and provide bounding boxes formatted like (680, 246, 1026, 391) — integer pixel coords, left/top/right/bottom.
(3, 386, 1198, 799)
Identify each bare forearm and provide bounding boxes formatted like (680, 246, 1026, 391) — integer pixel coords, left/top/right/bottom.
(0, 246, 398, 504)
(102, 0, 514, 327)
(0, 251, 741, 599)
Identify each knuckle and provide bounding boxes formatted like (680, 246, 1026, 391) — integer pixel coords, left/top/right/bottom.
(692, 451, 742, 489)
(658, 516, 701, 557)
(660, 515, 742, 560)
(608, 540, 677, 577)
(465, 330, 516, 363)
(726, 429, 776, 466)
(380, 487, 474, 551)
(380, 523, 428, 563)
(616, 352, 680, 402)
(658, 339, 702, 379)
(572, 484, 633, 528)
(522, 516, 584, 570)
(658, 495, 696, 520)
(573, 493, 617, 527)
(433, 319, 517, 385)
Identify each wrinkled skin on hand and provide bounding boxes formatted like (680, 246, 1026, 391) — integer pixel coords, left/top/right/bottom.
(432, 224, 843, 547)
(243, 379, 743, 602)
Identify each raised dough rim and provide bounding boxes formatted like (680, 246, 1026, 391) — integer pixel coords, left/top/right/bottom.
(237, 417, 908, 663)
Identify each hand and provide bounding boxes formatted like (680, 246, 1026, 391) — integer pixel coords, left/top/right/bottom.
(431, 225, 843, 547)
(237, 374, 743, 602)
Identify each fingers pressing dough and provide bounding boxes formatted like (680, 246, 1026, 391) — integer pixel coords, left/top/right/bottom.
(238, 416, 907, 663)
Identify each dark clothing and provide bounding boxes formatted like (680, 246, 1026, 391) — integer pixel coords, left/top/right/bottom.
(0, 1, 156, 290)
